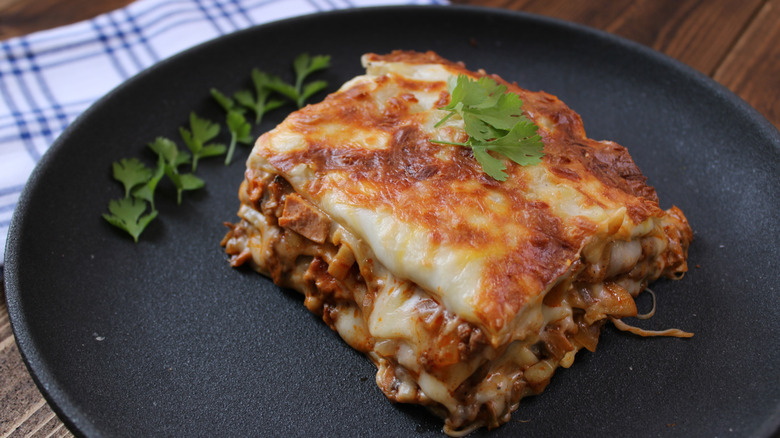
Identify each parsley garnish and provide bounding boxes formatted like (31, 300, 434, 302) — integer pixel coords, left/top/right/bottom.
(224, 111, 253, 165)
(267, 53, 330, 108)
(112, 158, 152, 198)
(131, 154, 165, 210)
(210, 87, 240, 115)
(234, 70, 285, 124)
(148, 136, 204, 205)
(104, 53, 332, 242)
(179, 112, 226, 172)
(210, 89, 254, 166)
(431, 74, 544, 181)
(102, 198, 158, 243)
(211, 55, 330, 165)
(103, 158, 158, 242)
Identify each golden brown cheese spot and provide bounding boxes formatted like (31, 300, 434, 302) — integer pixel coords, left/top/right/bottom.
(260, 50, 682, 333)
(367, 51, 662, 220)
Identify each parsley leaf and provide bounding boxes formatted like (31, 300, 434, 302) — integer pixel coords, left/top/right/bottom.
(233, 70, 285, 124)
(267, 53, 330, 108)
(164, 170, 205, 203)
(112, 158, 152, 198)
(131, 154, 165, 210)
(179, 112, 226, 172)
(431, 74, 544, 181)
(224, 110, 253, 165)
(102, 197, 158, 243)
(211, 89, 256, 166)
(210, 88, 242, 114)
(103, 53, 334, 243)
(104, 158, 158, 241)
(147, 136, 203, 204)
(148, 136, 190, 168)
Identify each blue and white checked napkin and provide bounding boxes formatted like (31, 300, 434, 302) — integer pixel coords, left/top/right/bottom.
(0, 0, 446, 265)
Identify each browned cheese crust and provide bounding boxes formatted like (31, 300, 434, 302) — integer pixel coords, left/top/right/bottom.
(222, 50, 692, 434)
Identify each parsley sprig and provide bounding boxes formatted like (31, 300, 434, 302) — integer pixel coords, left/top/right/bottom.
(103, 198, 158, 243)
(431, 74, 544, 181)
(179, 112, 226, 172)
(103, 53, 331, 242)
(148, 136, 205, 205)
(236, 69, 286, 124)
(132, 154, 164, 210)
(112, 158, 152, 198)
(102, 137, 207, 242)
(266, 53, 330, 108)
(102, 158, 159, 243)
(210, 54, 330, 165)
(210, 89, 253, 165)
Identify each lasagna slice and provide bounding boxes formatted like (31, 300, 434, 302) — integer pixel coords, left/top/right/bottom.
(222, 50, 692, 434)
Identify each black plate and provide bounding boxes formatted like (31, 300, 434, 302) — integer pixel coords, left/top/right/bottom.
(5, 6, 780, 438)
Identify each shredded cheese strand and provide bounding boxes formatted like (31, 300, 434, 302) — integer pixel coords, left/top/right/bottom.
(610, 317, 693, 338)
(635, 287, 657, 320)
(443, 421, 485, 437)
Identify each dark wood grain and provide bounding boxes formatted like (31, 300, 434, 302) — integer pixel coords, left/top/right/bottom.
(452, 0, 778, 128)
(714, 0, 780, 128)
(462, 0, 638, 30)
(454, 0, 765, 74)
(603, 0, 764, 75)
(1, 1, 778, 436)
(0, 0, 135, 39)
(2, 281, 73, 437)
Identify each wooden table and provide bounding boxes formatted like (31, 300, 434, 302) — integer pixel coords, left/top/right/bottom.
(1, 0, 778, 436)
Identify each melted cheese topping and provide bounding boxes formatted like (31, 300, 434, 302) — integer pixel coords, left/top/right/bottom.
(226, 50, 693, 434)
(248, 51, 678, 344)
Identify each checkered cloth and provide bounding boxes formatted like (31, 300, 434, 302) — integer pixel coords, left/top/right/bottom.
(0, 0, 446, 265)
